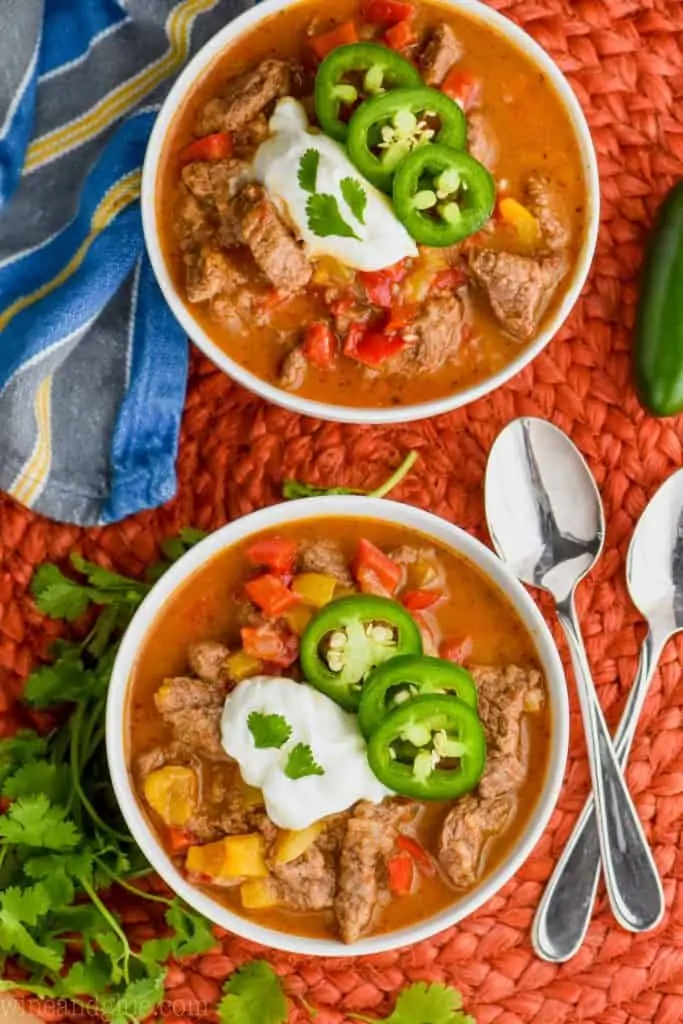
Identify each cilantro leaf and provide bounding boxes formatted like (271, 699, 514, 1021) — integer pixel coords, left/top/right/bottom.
(70, 554, 150, 596)
(0, 730, 47, 762)
(307, 193, 360, 240)
(0, 912, 64, 971)
(248, 711, 292, 749)
(30, 564, 94, 620)
(23, 649, 92, 707)
(60, 955, 112, 998)
(1, 883, 52, 926)
(165, 901, 216, 957)
(283, 451, 418, 502)
(341, 177, 367, 224)
(298, 149, 320, 194)
(3, 760, 71, 804)
(0, 795, 81, 849)
(384, 982, 474, 1024)
(284, 743, 324, 780)
(219, 960, 288, 1024)
(107, 975, 165, 1024)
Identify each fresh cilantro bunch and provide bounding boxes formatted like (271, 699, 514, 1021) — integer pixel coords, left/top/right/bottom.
(0, 529, 216, 1024)
(283, 451, 418, 500)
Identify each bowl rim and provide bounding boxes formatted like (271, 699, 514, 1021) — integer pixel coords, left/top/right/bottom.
(141, 0, 601, 425)
(106, 495, 569, 956)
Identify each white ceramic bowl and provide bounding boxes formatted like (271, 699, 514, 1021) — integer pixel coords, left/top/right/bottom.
(141, 0, 600, 425)
(107, 496, 569, 955)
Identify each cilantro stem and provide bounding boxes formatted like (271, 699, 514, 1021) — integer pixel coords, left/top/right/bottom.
(95, 863, 173, 906)
(70, 705, 131, 843)
(368, 451, 419, 498)
(80, 875, 131, 983)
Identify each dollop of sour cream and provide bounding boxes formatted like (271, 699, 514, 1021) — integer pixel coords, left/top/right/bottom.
(253, 98, 418, 272)
(221, 676, 388, 830)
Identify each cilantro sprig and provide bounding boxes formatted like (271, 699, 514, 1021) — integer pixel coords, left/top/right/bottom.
(298, 148, 320, 194)
(284, 743, 325, 780)
(341, 176, 367, 224)
(283, 450, 419, 500)
(0, 528, 214, 1023)
(307, 193, 360, 240)
(248, 711, 292, 749)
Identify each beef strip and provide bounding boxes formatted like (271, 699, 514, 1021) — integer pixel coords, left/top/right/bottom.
(278, 344, 308, 391)
(188, 641, 231, 684)
(135, 740, 193, 779)
(468, 248, 568, 340)
(390, 292, 468, 374)
(420, 23, 461, 86)
(335, 800, 415, 944)
(225, 184, 312, 292)
(181, 159, 252, 204)
(196, 58, 295, 134)
(297, 538, 353, 586)
(154, 676, 228, 761)
(437, 664, 545, 888)
(187, 763, 265, 841)
(233, 114, 270, 157)
(526, 171, 571, 251)
(271, 842, 337, 911)
(184, 247, 247, 304)
(175, 189, 215, 251)
(467, 112, 497, 172)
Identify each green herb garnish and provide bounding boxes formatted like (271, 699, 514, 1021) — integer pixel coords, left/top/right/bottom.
(248, 711, 292, 750)
(350, 981, 475, 1024)
(341, 176, 368, 224)
(307, 193, 360, 240)
(283, 450, 418, 500)
(298, 148, 320, 194)
(284, 743, 325, 780)
(219, 960, 288, 1024)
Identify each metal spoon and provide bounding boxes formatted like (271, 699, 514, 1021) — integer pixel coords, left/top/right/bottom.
(531, 468, 682, 960)
(484, 417, 664, 939)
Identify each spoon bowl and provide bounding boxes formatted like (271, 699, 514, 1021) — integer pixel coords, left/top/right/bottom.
(627, 467, 683, 638)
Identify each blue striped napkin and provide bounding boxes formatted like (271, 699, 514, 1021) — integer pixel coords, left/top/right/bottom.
(0, 0, 253, 525)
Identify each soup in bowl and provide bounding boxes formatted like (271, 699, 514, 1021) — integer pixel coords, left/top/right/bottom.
(107, 498, 568, 954)
(143, 0, 599, 423)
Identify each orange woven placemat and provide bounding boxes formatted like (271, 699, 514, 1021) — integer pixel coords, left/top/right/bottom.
(3, 1, 683, 1021)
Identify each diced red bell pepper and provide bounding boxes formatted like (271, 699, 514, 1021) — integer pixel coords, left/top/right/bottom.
(431, 267, 467, 292)
(441, 69, 481, 112)
(354, 331, 406, 367)
(353, 538, 402, 594)
(387, 851, 415, 894)
(303, 322, 337, 369)
(440, 635, 473, 664)
(363, 0, 415, 24)
(385, 19, 417, 50)
(382, 303, 419, 333)
(358, 261, 409, 307)
(241, 625, 299, 667)
(244, 574, 300, 617)
(401, 589, 442, 612)
(244, 536, 297, 575)
(168, 828, 195, 854)
(342, 321, 367, 359)
(180, 132, 233, 163)
(397, 834, 436, 876)
(310, 20, 358, 59)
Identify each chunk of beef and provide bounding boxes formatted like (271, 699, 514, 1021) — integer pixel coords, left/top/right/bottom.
(188, 642, 231, 684)
(391, 292, 468, 374)
(279, 344, 308, 391)
(477, 750, 526, 799)
(175, 189, 215, 252)
(196, 59, 295, 134)
(468, 248, 567, 340)
(135, 741, 193, 779)
(225, 184, 312, 292)
(471, 664, 544, 758)
(526, 171, 571, 251)
(467, 112, 497, 172)
(187, 764, 265, 841)
(438, 792, 515, 889)
(181, 159, 252, 204)
(184, 247, 246, 303)
(272, 843, 337, 911)
(233, 114, 271, 157)
(335, 800, 415, 944)
(298, 538, 352, 586)
(420, 24, 461, 86)
(154, 677, 228, 761)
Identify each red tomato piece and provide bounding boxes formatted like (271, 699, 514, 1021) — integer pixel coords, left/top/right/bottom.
(180, 132, 233, 163)
(310, 20, 358, 59)
(385, 19, 417, 50)
(440, 635, 474, 664)
(358, 261, 409, 307)
(382, 303, 419, 332)
(244, 574, 300, 617)
(342, 321, 367, 359)
(431, 267, 467, 292)
(353, 538, 402, 593)
(397, 834, 436, 876)
(354, 331, 406, 367)
(303, 322, 337, 369)
(441, 69, 481, 112)
(401, 589, 442, 612)
(168, 828, 195, 854)
(244, 536, 297, 575)
(241, 626, 299, 667)
(363, 0, 415, 24)
(387, 852, 415, 894)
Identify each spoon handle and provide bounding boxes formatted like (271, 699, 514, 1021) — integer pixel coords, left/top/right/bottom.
(532, 628, 666, 961)
(553, 597, 664, 937)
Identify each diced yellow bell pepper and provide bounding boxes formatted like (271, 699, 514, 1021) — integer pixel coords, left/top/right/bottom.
(311, 255, 355, 287)
(334, 586, 357, 599)
(143, 766, 197, 827)
(412, 557, 439, 589)
(284, 604, 314, 636)
(273, 821, 325, 865)
(240, 878, 279, 909)
(186, 833, 268, 880)
(225, 649, 262, 683)
(498, 197, 541, 247)
(292, 573, 338, 608)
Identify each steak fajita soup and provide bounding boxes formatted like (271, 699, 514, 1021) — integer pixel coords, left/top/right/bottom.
(155, 0, 589, 409)
(126, 520, 551, 943)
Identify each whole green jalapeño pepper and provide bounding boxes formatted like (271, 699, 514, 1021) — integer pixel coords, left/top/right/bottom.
(367, 695, 487, 800)
(347, 87, 467, 192)
(392, 144, 495, 245)
(300, 595, 423, 711)
(315, 43, 422, 143)
(358, 655, 478, 738)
